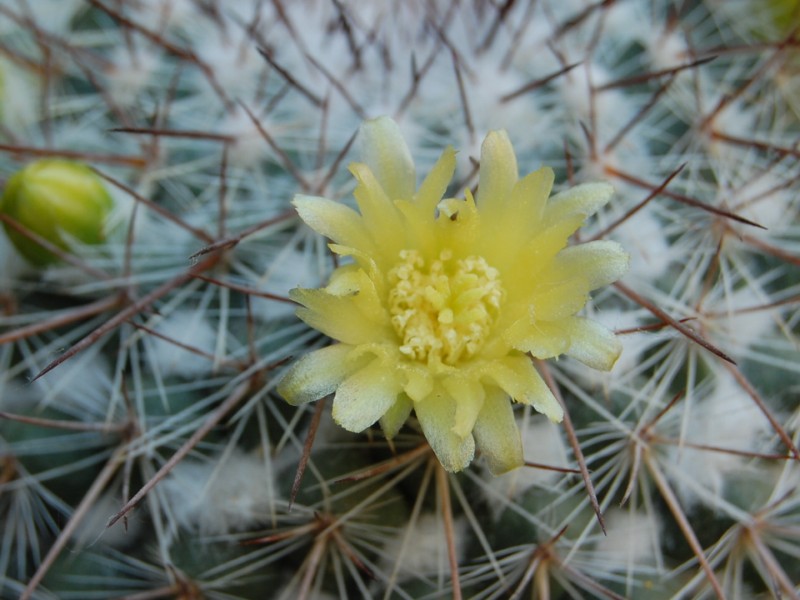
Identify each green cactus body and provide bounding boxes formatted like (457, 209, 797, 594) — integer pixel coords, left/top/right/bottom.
(0, 2, 797, 599)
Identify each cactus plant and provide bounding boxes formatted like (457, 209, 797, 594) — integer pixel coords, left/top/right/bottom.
(0, 1, 798, 599)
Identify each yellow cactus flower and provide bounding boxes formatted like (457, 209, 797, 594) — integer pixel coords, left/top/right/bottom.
(279, 117, 628, 474)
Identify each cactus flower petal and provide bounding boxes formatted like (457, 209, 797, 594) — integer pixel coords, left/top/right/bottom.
(359, 116, 415, 202)
(472, 387, 525, 475)
(562, 317, 623, 371)
(416, 391, 476, 473)
(278, 344, 356, 406)
(332, 359, 402, 432)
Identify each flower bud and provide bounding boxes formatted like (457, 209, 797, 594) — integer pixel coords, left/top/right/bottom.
(768, 0, 800, 33)
(750, 0, 800, 38)
(1, 159, 113, 265)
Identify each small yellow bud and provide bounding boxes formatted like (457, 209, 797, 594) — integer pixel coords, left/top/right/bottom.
(1, 159, 113, 265)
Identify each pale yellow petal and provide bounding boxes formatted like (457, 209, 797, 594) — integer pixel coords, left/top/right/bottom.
(521, 241, 627, 324)
(293, 297, 370, 345)
(346, 342, 403, 368)
(434, 192, 481, 258)
(359, 117, 415, 201)
(325, 266, 386, 321)
(551, 240, 629, 291)
(477, 130, 518, 213)
(291, 270, 392, 345)
(442, 375, 486, 438)
(523, 214, 585, 265)
(333, 358, 401, 432)
(477, 167, 555, 267)
(489, 215, 584, 300)
(543, 182, 614, 225)
(564, 317, 622, 371)
(481, 355, 563, 422)
(415, 392, 475, 472)
(504, 319, 570, 358)
(327, 244, 387, 297)
(388, 146, 458, 261)
(415, 145, 457, 215)
(380, 393, 414, 439)
(398, 363, 435, 402)
(531, 279, 590, 321)
(349, 162, 405, 261)
(278, 344, 356, 406)
(293, 194, 371, 250)
(473, 387, 524, 475)
(510, 166, 554, 223)
(393, 198, 437, 259)
(323, 264, 362, 295)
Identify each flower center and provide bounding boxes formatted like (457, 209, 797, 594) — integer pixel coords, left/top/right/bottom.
(387, 249, 505, 365)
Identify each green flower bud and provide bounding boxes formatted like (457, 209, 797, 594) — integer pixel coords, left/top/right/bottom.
(1, 159, 113, 265)
(767, 0, 800, 34)
(751, 0, 800, 38)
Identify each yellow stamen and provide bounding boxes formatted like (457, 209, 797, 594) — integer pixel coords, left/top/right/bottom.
(388, 249, 505, 365)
